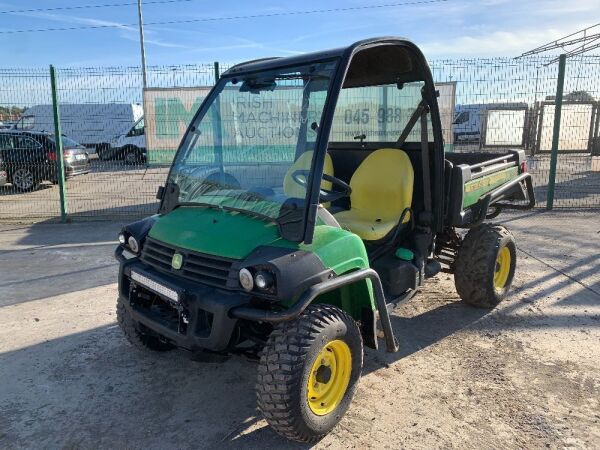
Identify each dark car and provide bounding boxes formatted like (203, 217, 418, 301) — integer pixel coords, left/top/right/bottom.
(0, 130, 91, 191)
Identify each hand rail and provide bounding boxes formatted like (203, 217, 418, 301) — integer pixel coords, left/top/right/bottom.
(230, 268, 399, 353)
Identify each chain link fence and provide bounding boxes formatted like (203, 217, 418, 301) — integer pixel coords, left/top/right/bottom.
(0, 57, 599, 223)
(0, 68, 63, 221)
(52, 65, 222, 221)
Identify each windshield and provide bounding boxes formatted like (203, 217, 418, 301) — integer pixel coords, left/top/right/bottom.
(167, 60, 337, 224)
(48, 135, 82, 148)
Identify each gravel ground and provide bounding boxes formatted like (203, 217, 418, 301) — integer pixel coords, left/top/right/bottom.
(0, 211, 598, 449)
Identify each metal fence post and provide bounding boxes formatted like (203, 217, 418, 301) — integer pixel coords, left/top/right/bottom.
(546, 54, 566, 210)
(50, 65, 68, 222)
(214, 61, 220, 84)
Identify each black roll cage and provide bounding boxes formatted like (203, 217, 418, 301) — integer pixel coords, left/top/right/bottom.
(164, 37, 445, 244)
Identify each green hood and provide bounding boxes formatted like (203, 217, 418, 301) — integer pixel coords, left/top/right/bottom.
(148, 206, 370, 275)
(148, 206, 286, 259)
(147, 205, 374, 319)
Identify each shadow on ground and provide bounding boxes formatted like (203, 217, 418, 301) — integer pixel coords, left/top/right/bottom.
(2, 210, 599, 448)
(3, 270, 598, 450)
(0, 303, 488, 449)
(0, 323, 308, 449)
(0, 220, 125, 307)
(532, 169, 600, 207)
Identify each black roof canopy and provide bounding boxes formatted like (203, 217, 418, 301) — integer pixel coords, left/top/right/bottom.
(221, 36, 427, 86)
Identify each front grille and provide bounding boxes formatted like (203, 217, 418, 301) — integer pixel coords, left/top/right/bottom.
(141, 237, 237, 288)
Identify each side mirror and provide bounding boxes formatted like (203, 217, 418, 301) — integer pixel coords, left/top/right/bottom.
(158, 182, 180, 214)
(156, 185, 165, 200)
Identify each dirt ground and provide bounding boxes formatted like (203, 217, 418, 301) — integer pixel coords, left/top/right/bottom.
(0, 211, 599, 449)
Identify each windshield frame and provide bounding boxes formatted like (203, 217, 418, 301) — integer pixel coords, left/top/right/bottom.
(162, 57, 341, 242)
(161, 38, 445, 243)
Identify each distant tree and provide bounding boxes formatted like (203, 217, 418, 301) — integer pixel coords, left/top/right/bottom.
(545, 90, 595, 102)
(565, 90, 595, 102)
(0, 105, 26, 120)
(11, 106, 26, 115)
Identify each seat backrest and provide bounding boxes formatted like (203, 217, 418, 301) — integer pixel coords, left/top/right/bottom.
(349, 148, 414, 220)
(283, 151, 334, 199)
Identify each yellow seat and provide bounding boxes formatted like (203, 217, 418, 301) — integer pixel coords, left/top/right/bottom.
(334, 148, 414, 241)
(283, 151, 334, 200)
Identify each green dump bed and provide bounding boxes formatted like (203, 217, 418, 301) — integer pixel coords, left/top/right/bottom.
(444, 149, 535, 227)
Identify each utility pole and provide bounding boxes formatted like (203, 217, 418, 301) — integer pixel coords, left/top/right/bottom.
(137, 0, 148, 88)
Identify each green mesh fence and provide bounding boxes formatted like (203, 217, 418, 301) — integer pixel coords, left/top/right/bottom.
(0, 57, 598, 223)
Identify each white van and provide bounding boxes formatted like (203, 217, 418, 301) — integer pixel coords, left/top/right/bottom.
(453, 104, 484, 143)
(453, 103, 528, 144)
(106, 116, 146, 164)
(13, 103, 143, 153)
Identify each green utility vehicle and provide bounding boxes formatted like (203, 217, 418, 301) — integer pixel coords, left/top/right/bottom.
(115, 37, 534, 442)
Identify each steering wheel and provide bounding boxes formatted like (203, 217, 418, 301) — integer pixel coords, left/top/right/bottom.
(291, 170, 351, 203)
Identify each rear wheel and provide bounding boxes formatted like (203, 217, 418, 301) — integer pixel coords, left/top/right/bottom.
(124, 147, 144, 165)
(116, 298, 174, 351)
(96, 144, 111, 161)
(256, 304, 363, 443)
(12, 168, 37, 192)
(454, 224, 516, 308)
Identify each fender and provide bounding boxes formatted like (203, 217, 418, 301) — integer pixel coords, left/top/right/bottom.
(230, 268, 399, 353)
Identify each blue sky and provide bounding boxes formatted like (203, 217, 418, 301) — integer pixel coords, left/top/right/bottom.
(0, 0, 598, 67)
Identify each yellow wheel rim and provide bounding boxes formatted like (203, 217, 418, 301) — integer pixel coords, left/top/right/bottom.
(307, 339, 352, 416)
(494, 246, 511, 290)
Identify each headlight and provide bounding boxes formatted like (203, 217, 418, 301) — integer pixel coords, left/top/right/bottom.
(239, 268, 254, 291)
(118, 233, 126, 244)
(127, 236, 140, 253)
(239, 267, 275, 293)
(255, 270, 274, 290)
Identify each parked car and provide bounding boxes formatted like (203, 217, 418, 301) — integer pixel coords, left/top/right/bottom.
(12, 103, 143, 154)
(0, 130, 90, 191)
(105, 116, 146, 164)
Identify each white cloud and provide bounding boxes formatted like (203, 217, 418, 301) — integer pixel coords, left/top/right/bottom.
(421, 29, 565, 56)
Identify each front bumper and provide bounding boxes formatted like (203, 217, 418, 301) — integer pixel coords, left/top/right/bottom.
(116, 246, 250, 352)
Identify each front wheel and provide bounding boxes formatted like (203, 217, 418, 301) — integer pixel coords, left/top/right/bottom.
(256, 304, 363, 443)
(116, 298, 174, 351)
(454, 224, 517, 308)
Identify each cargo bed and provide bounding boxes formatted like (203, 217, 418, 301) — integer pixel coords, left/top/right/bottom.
(445, 149, 535, 227)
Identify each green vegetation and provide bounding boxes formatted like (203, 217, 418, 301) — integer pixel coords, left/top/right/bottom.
(0, 105, 26, 120)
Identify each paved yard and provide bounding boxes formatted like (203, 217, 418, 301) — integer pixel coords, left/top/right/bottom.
(0, 211, 599, 449)
(0, 158, 165, 223)
(1, 154, 599, 224)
